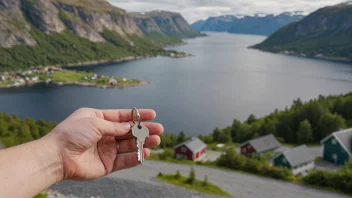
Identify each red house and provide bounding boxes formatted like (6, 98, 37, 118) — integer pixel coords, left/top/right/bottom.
(240, 134, 280, 157)
(174, 137, 207, 161)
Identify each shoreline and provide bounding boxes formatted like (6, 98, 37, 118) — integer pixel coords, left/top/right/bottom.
(0, 51, 189, 90)
(61, 52, 191, 69)
(0, 80, 151, 89)
(250, 47, 352, 64)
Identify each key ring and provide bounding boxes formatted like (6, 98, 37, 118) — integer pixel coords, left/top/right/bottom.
(131, 107, 141, 128)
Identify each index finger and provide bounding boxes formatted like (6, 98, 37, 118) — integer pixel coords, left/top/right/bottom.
(95, 109, 156, 122)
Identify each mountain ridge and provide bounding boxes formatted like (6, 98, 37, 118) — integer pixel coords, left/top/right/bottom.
(252, 2, 352, 62)
(0, 0, 202, 70)
(192, 12, 305, 36)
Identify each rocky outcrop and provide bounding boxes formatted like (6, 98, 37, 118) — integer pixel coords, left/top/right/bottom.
(54, 1, 142, 37)
(132, 11, 203, 38)
(0, 0, 36, 47)
(60, 12, 105, 42)
(0, 0, 202, 48)
(22, 0, 66, 34)
(132, 13, 162, 34)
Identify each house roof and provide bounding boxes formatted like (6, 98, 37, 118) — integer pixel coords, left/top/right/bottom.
(320, 128, 352, 156)
(241, 134, 280, 153)
(174, 137, 206, 153)
(278, 145, 315, 167)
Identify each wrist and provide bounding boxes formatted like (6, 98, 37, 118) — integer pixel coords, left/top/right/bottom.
(35, 135, 64, 183)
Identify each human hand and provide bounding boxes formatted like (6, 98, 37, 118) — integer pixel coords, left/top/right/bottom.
(45, 108, 163, 181)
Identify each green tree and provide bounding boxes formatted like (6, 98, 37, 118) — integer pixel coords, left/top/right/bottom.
(212, 128, 222, 142)
(292, 97, 303, 108)
(297, 120, 313, 144)
(187, 167, 196, 184)
(315, 113, 346, 141)
(231, 120, 242, 142)
(177, 131, 187, 144)
(246, 114, 257, 124)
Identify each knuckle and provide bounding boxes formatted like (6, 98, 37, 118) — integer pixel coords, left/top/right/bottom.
(75, 107, 93, 114)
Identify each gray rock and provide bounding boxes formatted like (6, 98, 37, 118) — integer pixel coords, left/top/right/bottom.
(22, 0, 66, 34)
(0, 0, 36, 47)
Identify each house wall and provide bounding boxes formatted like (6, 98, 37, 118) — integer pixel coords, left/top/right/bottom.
(292, 161, 315, 176)
(240, 143, 256, 156)
(274, 154, 292, 169)
(174, 145, 193, 160)
(323, 137, 350, 165)
(193, 147, 207, 161)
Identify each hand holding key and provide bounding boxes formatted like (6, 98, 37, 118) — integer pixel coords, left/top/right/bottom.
(47, 108, 163, 181)
(131, 107, 150, 164)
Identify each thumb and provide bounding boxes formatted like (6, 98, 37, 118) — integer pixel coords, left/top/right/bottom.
(92, 117, 131, 136)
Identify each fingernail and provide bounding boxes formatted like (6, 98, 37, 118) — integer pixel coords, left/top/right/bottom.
(122, 123, 131, 131)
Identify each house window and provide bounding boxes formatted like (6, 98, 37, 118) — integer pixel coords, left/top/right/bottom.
(181, 147, 187, 153)
(282, 158, 286, 163)
(331, 139, 337, 145)
(242, 148, 247, 153)
(248, 145, 251, 149)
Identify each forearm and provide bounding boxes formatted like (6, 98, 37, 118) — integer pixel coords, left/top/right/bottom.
(0, 136, 63, 198)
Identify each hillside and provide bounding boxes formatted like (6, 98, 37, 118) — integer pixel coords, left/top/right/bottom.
(252, 2, 352, 62)
(191, 12, 305, 36)
(0, 0, 202, 71)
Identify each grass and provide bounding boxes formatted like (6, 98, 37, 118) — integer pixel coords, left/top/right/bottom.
(34, 193, 47, 198)
(157, 174, 231, 197)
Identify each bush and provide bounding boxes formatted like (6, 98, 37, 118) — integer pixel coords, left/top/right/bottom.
(216, 149, 293, 181)
(157, 172, 164, 177)
(302, 160, 352, 194)
(203, 175, 208, 186)
(158, 148, 175, 160)
(175, 170, 181, 179)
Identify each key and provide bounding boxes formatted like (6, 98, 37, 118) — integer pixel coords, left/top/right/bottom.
(131, 123, 149, 164)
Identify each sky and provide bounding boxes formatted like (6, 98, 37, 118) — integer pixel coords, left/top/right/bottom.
(108, 0, 347, 23)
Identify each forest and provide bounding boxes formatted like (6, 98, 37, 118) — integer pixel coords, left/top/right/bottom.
(0, 113, 56, 147)
(158, 92, 352, 147)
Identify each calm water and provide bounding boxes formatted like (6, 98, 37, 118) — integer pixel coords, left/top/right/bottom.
(0, 33, 351, 136)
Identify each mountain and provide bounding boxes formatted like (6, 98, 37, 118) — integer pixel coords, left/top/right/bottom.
(190, 19, 205, 32)
(0, 0, 203, 71)
(252, 2, 352, 62)
(191, 12, 306, 36)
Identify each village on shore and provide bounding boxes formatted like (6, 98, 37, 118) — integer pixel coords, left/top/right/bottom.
(174, 128, 352, 176)
(0, 66, 147, 89)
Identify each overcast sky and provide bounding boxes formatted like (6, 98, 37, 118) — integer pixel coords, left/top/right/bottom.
(108, 0, 347, 23)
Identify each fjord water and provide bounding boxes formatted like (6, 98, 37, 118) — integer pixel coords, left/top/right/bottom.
(0, 32, 351, 136)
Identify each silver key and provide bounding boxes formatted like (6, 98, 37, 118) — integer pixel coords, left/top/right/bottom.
(132, 124, 149, 164)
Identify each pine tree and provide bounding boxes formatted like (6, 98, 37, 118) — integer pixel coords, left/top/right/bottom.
(187, 167, 196, 184)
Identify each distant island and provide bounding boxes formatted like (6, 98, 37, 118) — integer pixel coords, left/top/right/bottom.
(252, 2, 352, 62)
(191, 12, 305, 36)
(0, 0, 203, 72)
(0, 66, 148, 89)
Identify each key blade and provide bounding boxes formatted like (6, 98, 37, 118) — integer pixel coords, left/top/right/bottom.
(136, 140, 142, 162)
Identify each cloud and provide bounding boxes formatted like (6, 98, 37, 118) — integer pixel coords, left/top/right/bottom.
(108, 0, 347, 23)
